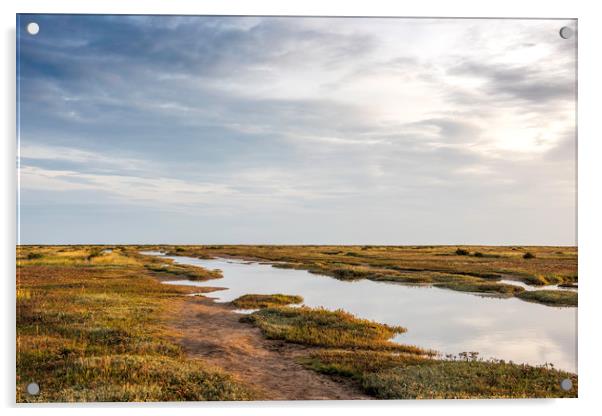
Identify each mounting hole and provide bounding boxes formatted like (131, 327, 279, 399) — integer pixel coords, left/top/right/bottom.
(26, 22, 39, 36)
(559, 26, 574, 40)
(560, 378, 573, 391)
(26, 382, 40, 395)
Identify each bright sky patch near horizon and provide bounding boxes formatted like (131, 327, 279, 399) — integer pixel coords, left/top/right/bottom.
(17, 15, 577, 245)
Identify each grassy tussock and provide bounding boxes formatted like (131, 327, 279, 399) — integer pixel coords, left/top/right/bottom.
(16, 246, 255, 402)
(241, 306, 432, 355)
(231, 294, 303, 309)
(517, 290, 577, 307)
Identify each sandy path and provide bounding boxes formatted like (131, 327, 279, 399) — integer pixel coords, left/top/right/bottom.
(167, 294, 371, 400)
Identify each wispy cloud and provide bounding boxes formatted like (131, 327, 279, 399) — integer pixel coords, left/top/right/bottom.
(20, 165, 235, 205)
(20, 143, 150, 172)
(17, 15, 576, 244)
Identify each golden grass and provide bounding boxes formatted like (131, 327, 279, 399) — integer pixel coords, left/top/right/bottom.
(16, 246, 256, 402)
(238, 303, 577, 398)
(231, 294, 303, 309)
(517, 290, 577, 307)
(359, 358, 577, 399)
(298, 337, 577, 399)
(241, 306, 432, 355)
(16, 244, 579, 401)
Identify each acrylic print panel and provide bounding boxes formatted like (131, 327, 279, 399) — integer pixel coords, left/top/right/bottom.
(16, 14, 577, 402)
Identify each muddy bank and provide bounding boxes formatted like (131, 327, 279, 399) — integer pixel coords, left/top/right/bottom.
(167, 294, 370, 400)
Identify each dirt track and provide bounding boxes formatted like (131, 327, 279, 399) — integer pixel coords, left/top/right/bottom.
(167, 294, 370, 400)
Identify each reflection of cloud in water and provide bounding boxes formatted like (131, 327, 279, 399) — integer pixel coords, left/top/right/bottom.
(454, 315, 497, 330)
(156, 254, 577, 373)
(461, 331, 571, 371)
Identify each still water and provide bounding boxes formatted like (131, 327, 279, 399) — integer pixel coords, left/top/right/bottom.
(143, 252, 577, 373)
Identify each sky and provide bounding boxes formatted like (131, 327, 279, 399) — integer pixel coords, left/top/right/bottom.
(17, 15, 577, 245)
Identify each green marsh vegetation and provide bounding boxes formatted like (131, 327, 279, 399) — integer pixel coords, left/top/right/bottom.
(302, 350, 577, 399)
(145, 263, 223, 281)
(517, 290, 577, 307)
(231, 294, 303, 309)
(239, 302, 577, 398)
(241, 306, 432, 355)
(16, 245, 578, 401)
(143, 244, 577, 307)
(434, 281, 526, 296)
(16, 245, 256, 402)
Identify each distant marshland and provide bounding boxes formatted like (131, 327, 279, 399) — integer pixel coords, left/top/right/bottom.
(16, 244, 577, 401)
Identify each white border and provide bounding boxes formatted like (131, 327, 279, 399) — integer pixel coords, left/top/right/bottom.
(3, 1, 601, 415)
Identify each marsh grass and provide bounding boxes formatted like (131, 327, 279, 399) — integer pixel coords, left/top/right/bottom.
(300, 350, 429, 377)
(434, 281, 525, 296)
(244, 305, 577, 399)
(16, 246, 255, 402)
(18, 246, 139, 267)
(231, 294, 303, 309)
(145, 263, 222, 281)
(559, 282, 578, 289)
(301, 350, 577, 399)
(152, 245, 577, 306)
(360, 359, 577, 399)
(241, 306, 431, 355)
(16, 245, 578, 401)
(517, 290, 577, 307)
